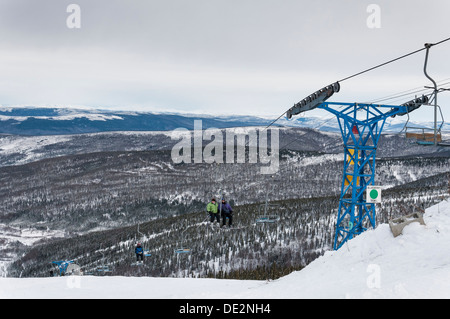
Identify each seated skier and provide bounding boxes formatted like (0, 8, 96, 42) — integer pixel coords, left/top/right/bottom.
(219, 199, 233, 228)
(135, 243, 144, 262)
(207, 198, 220, 225)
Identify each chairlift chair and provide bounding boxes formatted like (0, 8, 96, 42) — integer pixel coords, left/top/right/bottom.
(143, 249, 152, 257)
(136, 224, 152, 257)
(96, 265, 112, 273)
(94, 244, 114, 274)
(255, 193, 280, 224)
(256, 207, 280, 223)
(404, 44, 449, 147)
(404, 104, 444, 145)
(174, 247, 192, 254)
(174, 226, 192, 254)
(255, 202, 281, 223)
(256, 215, 280, 223)
(254, 183, 282, 223)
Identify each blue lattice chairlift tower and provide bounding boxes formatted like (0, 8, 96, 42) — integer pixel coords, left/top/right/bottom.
(286, 83, 429, 250)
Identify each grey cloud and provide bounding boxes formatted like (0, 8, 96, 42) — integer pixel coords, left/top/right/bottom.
(0, 0, 448, 118)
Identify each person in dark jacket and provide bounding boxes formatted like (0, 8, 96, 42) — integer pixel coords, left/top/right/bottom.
(135, 243, 144, 262)
(219, 199, 233, 228)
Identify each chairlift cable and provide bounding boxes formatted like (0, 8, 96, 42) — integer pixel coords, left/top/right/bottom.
(369, 87, 432, 104)
(383, 91, 435, 107)
(432, 37, 450, 46)
(207, 38, 450, 239)
(367, 78, 450, 104)
(208, 38, 450, 215)
(338, 37, 450, 83)
(261, 37, 450, 132)
(337, 47, 427, 83)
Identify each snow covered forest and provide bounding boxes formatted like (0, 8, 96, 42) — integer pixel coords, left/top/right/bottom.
(1, 128, 449, 279)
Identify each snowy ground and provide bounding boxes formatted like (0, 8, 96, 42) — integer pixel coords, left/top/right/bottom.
(1, 199, 450, 299)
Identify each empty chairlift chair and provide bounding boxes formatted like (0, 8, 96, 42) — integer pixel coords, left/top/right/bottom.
(255, 193, 280, 224)
(174, 227, 191, 254)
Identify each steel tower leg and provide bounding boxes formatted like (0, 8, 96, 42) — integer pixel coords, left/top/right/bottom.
(317, 103, 390, 250)
(333, 121, 380, 249)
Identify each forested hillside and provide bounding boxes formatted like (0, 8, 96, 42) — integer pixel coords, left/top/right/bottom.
(7, 171, 448, 279)
(1, 128, 449, 278)
(1, 147, 448, 233)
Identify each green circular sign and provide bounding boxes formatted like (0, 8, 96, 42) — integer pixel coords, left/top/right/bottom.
(370, 189, 379, 199)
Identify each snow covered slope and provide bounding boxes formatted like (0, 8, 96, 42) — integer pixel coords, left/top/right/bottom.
(1, 199, 450, 299)
(244, 199, 450, 299)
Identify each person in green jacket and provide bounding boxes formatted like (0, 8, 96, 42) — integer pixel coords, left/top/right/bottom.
(206, 198, 220, 225)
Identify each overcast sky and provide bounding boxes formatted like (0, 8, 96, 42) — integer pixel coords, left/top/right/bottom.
(0, 0, 449, 122)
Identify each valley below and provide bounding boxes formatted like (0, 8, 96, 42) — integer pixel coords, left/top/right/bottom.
(0, 127, 449, 279)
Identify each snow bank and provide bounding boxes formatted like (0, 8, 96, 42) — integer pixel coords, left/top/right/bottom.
(1, 200, 450, 299)
(241, 199, 450, 299)
(243, 202, 450, 298)
(0, 276, 265, 299)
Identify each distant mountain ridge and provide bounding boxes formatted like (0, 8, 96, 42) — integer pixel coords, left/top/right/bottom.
(0, 107, 272, 136)
(0, 106, 448, 136)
